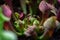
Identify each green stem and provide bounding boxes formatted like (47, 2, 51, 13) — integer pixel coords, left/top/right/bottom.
(29, 5, 33, 16)
(0, 20, 4, 40)
(0, 7, 4, 32)
(0, 21, 4, 32)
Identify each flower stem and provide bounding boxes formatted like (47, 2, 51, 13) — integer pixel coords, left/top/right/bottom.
(0, 21, 4, 32)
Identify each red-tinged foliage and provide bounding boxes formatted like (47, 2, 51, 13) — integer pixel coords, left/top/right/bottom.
(4, 22, 11, 30)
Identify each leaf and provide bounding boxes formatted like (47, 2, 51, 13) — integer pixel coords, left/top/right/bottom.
(15, 12, 19, 19)
(20, 0, 27, 14)
(2, 31, 17, 40)
(33, 20, 39, 26)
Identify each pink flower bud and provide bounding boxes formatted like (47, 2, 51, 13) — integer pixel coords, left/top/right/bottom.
(39, 1, 49, 13)
(20, 12, 24, 18)
(58, 0, 60, 4)
(2, 4, 12, 18)
(19, 12, 25, 20)
(39, 0, 55, 13)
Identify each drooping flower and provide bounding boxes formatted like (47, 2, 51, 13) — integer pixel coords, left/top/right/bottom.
(2, 4, 12, 18)
(39, 0, 49, 13)
(39, 0, 56, 14)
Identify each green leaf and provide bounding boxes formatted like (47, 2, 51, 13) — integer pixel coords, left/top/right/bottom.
(20, 0, 27, 14)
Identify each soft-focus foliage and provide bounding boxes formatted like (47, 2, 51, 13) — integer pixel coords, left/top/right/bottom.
(0, 0, 60, 40)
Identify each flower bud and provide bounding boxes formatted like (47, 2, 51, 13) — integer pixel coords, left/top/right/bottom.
(58, 0, 60, 4)
(2, 4, 12, 18)
(39, 1, 49, 13)
(19, 12, 25, 20)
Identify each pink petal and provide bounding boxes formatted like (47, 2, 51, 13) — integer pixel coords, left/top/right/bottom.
(19, 12, 25, 20)
(20, 12, 24, 18)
